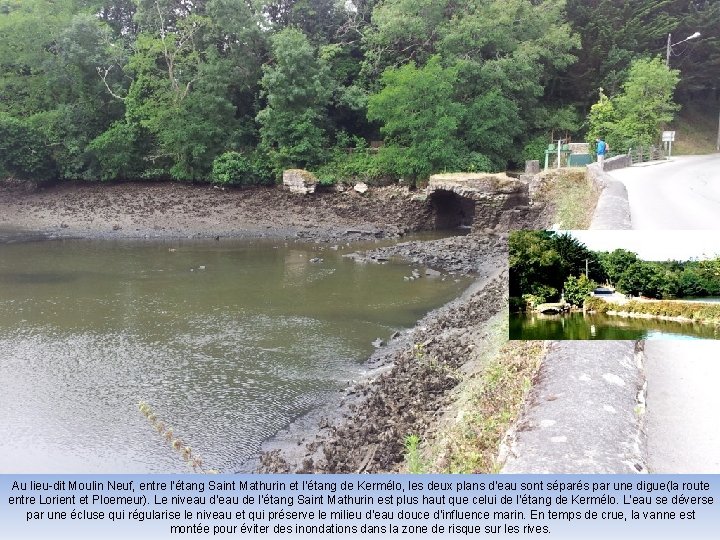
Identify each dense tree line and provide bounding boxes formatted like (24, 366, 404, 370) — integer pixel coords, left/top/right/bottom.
(1, 1, 717, 184)
(510, 231, 720, 309)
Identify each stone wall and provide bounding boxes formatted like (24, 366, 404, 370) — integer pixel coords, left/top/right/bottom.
(426, 172, 530, 230)
(602, 153, 631, 172)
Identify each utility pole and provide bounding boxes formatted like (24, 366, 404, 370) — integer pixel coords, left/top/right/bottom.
(717, 109, 720, 152)
(585, 258, 589, 279)
(666, 33, 672, 67)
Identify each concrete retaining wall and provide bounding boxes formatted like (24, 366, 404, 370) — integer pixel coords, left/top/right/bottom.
(588, 159, 632, 230)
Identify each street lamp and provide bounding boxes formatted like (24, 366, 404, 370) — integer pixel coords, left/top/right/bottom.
(666, 31, 701, 66)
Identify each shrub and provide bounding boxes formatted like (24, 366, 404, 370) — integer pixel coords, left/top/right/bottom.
(455, 152, 495, 173)
(212, 152, 273, 187)
(0, 113, 56, 180)
(87, 121, 146, 181)
(583, 296, 609, 314)
(563, 275, 596, 307)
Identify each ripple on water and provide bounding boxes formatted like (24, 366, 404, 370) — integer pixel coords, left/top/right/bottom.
(0, 238, 468, 472)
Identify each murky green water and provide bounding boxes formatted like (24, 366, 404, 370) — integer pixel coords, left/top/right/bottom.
(0, 237, 468, 473)
(510, 312, 720, 340)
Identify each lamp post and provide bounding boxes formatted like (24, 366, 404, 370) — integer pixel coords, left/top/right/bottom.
(666, 31, 701, 66)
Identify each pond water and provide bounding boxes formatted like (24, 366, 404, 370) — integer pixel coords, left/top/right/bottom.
(510, 312, 720, 341)
(0, 236, 469, 473)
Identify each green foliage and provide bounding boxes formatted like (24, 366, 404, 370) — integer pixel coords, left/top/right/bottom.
(0, 0, 713, 182)
(563, 274, 596, 307)
(0, 113, 56, 180)
(565, 1, 720, 106)
(510, 231, 606, 303)
(87, 121, 146, 181)
(617, 261, 669, 298)
(599, 249, 639, 286)
(257, 28, 332, 174)
(211, 151, 273, 187)
(588, 58, 680, 150)
(509, 230, 563, 300)
(583, 296, 610, 314)
(368, 56, 464, 180)
(600, 299, 720, 325)
(403, 434, 425, 474)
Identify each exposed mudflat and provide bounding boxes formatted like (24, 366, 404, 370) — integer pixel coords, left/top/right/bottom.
(1, 180, 514, 474)
(0, 181, 431, 242)
(343, 232, 507, 276)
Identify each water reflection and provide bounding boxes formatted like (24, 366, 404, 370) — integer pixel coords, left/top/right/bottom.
(509, 312, 720, 340)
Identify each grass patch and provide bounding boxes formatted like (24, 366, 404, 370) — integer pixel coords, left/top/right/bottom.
(671, 99, 718, 155)
(534, 168, 599, 229)
(425, 316, 547, 473)
(600, 299, 720, 324)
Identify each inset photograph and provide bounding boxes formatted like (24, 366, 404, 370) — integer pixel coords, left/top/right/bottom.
(509, 230, 720, 340)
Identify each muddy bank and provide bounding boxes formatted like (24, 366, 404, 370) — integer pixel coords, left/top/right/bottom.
(258, 234, 509, 473)
(1, 180, 516, 474)
(343, 232, 507, 276)
(0, 182, 431, 242)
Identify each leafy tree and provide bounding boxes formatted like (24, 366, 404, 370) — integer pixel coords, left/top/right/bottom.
(563, 0, 720, 106)
(256, 28, 332, 174)
(617, 260, 668, 298)
(553, 233, 606, 283)
(588, 57, 680, 150)
(367, 56, 464, 180)
(563, 274, 596, 307)
(509, 230, 564, 301)
(599, 249, 639, 286)
(0, 113, 56, 179)
(363, 0, 579, 169)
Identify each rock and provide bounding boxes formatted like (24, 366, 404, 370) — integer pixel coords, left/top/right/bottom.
(309, 257, 323, 263)
(283, 169, 318, 195)
(425, 268, 441, 277)
(525, 160, 541, 174)
(372, 338, 384, 348)
(112, 224, 122, 230)
(390, 331, 401, 340)
(199, 265, 206, 270)
(354, 182, 369, 194)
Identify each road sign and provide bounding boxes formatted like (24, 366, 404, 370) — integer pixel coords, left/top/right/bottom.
(662, 131, 676, 142)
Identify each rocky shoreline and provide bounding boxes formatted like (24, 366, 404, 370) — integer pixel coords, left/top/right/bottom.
(1, 180, 517, 474)
(257, 234, 509, 473)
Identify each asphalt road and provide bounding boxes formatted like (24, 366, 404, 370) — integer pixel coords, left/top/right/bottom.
(643, 341, 720, 473)
(611, 154, 720, 473)
(610, 154, 720, 229)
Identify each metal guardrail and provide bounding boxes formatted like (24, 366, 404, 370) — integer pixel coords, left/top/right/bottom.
(628, 145, 666, 164)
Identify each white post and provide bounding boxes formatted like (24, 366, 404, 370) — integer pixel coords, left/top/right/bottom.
(556, 139, 561, 169)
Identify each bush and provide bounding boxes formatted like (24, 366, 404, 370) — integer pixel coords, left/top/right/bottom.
(523, 135, 549, 165)
(455, 152, 495, 173)
(212, 151, 273, 187)
(583, 296, 609, 314)
(0, 113, 56, 180)
(87, 122, 147, 181)
(563, 274, 596, 307)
